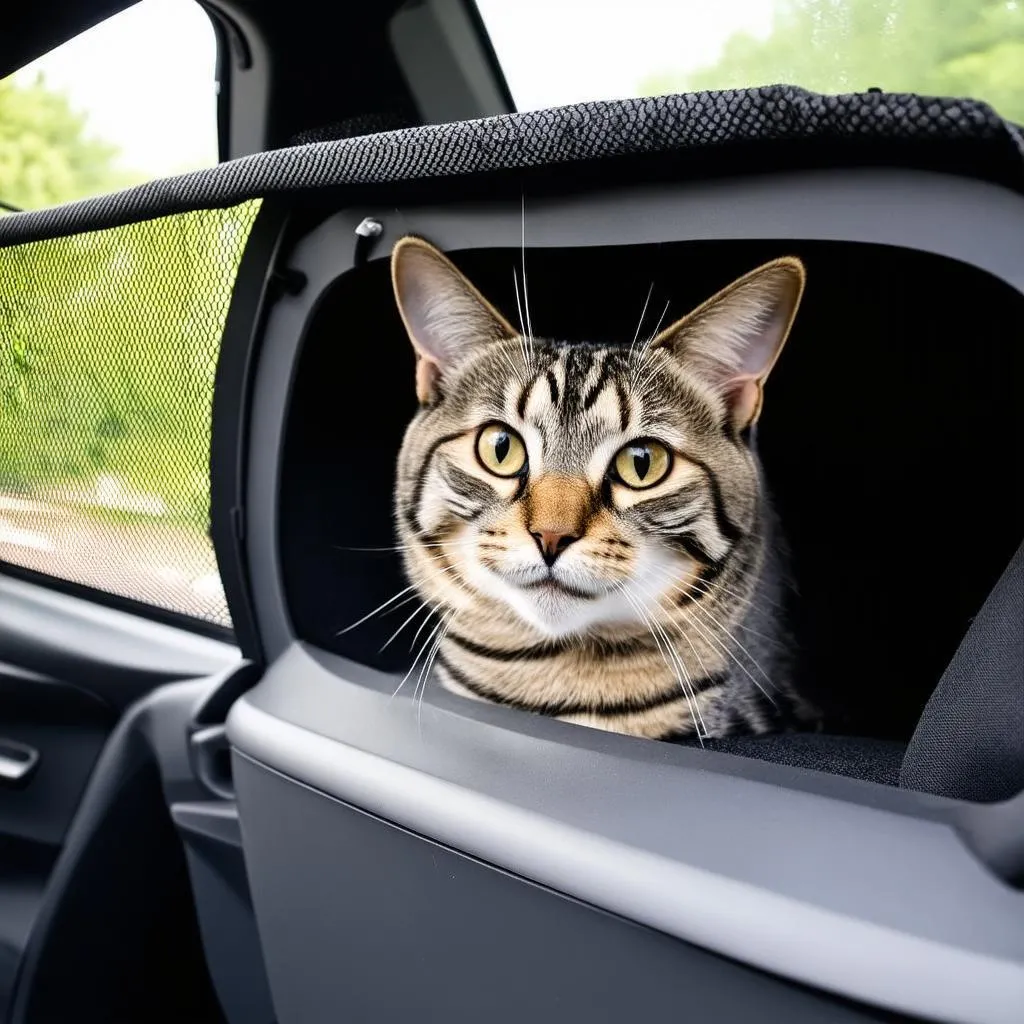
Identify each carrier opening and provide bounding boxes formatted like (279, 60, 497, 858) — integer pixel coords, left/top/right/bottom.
(278, 238, 1024, 754)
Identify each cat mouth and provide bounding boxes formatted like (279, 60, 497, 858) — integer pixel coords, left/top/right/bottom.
(522, 577, 599, 600)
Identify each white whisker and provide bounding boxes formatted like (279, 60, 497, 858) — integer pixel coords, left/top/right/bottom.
(408, 594, 447, 652)
(337, 582, 420, 634)
(340, 545, 464, 637)
(379, 599, 434, 653)
(643, 581, 714, 683)
(687, 600, 776, 692)
(632, 299, 671, 393)
(615, 581, 706, 743)
(653, 566, 781, 683)
(628, 282, 655, 367)
(512, 267, 533, 377)
(683, 604, 776, 705)
(643, 564, 777, 706)
(392, 607, 449, 700)
(520, 192, 535, 359)
(414, 610, 456, 731)
(700, 575, 789, 613)
(334, 538, 479, 554)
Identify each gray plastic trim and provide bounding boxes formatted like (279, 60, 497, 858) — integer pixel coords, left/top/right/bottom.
(171, 800, 243, 848)
(0, 575, 239, 711)
(376, 170, 1024, 290)
(237, 169, 1024, 1024)
(229, 646, 1024, 1024)
(389, 0, 512, 124)
(207, 1, 272, 160)
(234, 751, 901, 1024)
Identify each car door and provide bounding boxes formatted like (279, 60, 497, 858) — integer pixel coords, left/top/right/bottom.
(0, 3, 251, 1020)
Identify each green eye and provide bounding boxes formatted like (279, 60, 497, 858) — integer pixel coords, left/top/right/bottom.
(476, 423, 527, 477)
(613, 440, 671, 489)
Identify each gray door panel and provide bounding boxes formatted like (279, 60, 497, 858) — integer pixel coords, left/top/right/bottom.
(0, 575, 239, 1022)
(235, 750, 907, 1024)
(228, 646, 1024, 1024)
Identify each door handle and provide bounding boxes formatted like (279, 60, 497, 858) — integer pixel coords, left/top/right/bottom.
(189, 724, 235, 800)
(0, 737, 40, 788)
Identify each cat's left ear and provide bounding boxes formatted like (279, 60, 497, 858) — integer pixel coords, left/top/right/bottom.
(651, 257, 806, 430)
(392, 236, 518, 404)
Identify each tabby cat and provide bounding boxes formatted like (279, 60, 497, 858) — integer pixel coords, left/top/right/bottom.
(391, 236, 819, 740)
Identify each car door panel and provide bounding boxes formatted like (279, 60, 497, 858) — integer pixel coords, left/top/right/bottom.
(0, 575, 239, 1023)
(234, 748, 906, 1024)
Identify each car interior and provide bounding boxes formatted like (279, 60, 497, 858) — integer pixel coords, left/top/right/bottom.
(1, 2, 1022, 1023)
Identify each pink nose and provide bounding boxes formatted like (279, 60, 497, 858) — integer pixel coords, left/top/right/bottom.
(530, 528, 579, 567)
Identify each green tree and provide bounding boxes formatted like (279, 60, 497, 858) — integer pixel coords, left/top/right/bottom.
(641, 0, 1024, 124)
(0, 72, 139, 210)
(1, 204, 260, 526)
(0, 72, 257, 530)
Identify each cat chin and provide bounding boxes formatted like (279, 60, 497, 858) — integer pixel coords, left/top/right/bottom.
(460, 559, 638, 639)
(501, 586, 636, 640)
(459, 547, 694, 640)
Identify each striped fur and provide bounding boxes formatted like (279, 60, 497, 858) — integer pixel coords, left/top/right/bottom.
(390, 237, 821, 740)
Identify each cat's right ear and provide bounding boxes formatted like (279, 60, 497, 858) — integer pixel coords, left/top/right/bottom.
(392, 236, 517, 404)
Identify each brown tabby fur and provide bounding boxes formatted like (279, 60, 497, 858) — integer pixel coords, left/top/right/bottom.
(390, 236, 820, 740)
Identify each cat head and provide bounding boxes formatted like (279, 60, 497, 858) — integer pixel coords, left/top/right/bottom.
(392, 237, 804, 640)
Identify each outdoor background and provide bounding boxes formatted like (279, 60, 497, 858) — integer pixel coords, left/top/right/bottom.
(1, 0, 1022, 626)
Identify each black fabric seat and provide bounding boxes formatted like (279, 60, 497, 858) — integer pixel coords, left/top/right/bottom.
(680, 734, 907, 787)
(900, 539, 1024, 802)
(680, 539, 1024, 800)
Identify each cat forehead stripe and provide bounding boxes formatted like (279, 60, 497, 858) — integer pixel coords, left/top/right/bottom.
(391, 236, 815, 742)
(509, 346, 630, 438)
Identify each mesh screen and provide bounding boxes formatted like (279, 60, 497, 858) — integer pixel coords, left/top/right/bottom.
(0, 201, 260, 628)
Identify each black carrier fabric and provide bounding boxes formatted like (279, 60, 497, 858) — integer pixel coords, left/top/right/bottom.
(1, 86, 1022, 800)
(1, 86, 1023, 248)
(901, 541, 1024, 802)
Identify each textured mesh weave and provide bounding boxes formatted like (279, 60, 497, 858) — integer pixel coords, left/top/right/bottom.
(0, 202, 260, 626)
(0, 87, 1021, 248)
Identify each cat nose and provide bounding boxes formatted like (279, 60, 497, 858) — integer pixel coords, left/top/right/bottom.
(530, 528, 579, 567)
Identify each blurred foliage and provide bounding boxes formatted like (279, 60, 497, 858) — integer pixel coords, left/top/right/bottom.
(0, 204, 261, 526)
(0, 71, 255, 532)
(0, 73, 143, 210)
(641, 0, 1024, 124)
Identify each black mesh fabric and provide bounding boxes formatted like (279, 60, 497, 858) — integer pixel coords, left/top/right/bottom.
(0, 87, 1022, 248)
(677, 734, 907, 787)
(900, 541, 1024, 802)
(0, 203, 261, 626)
(288, 109, 418, 146)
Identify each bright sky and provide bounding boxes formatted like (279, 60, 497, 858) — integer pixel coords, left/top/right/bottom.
(10, 0, 775, 180)
(476, 0, 774, 113)
(13, 0, 218, 178)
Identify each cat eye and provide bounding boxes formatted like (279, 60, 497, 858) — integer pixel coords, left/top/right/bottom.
(476, 423, 527, 477)
(612, 440, 671, 489)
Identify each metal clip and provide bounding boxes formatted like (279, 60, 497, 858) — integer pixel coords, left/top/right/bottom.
(354, 217, 384, 266)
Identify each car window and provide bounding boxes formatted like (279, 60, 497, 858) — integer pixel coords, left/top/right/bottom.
(0, 0, 218, 212)
(0, 0, 242, 631)
(477, 0, 1024, 125)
